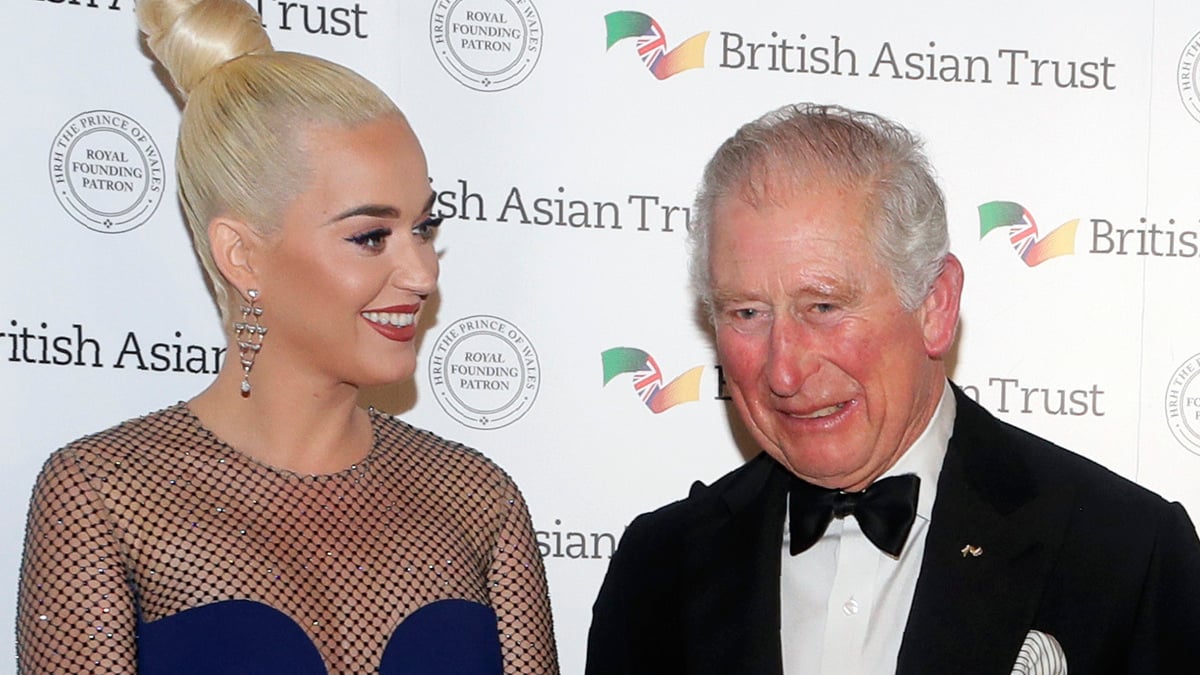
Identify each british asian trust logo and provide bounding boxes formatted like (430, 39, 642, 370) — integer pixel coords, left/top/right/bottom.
(430, 0, 542, 92)
(604, 10, 708, 80)
(428, 315, 540, 429)
(601, 346, 704, 413)
(49, 110, 164, 233)
(978, 201, 1078, 267)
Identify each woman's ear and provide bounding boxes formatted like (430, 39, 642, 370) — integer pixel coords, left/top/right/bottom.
(209, 216, 263, 300)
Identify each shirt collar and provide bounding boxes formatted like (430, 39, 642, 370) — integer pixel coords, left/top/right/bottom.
(881, 380, 955, 523)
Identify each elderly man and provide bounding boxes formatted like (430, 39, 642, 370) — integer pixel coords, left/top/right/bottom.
(585, 104, 1200, 674)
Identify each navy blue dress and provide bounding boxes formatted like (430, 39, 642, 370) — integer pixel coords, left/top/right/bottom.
(137, 598, 502, 674)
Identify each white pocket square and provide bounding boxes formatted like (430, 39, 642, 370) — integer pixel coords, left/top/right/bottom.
(1010, 630, 1067, 675)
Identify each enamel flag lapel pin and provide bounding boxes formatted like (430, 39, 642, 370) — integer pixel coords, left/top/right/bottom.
(960, 544, 983, 558)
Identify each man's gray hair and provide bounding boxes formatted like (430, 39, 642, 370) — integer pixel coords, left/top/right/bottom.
(689, 103, 948, 315)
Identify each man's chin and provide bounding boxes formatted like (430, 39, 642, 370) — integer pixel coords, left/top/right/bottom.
(767, 442, 881, 489)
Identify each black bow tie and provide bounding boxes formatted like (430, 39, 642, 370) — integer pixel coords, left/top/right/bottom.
(788, 474, 920, 557)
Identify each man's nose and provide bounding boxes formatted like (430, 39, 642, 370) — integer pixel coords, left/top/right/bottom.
(764, 317, 821, 397)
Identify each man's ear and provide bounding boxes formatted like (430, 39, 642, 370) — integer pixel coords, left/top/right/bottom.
(920, 253, 964, 358)
(208, 216, 263, 300)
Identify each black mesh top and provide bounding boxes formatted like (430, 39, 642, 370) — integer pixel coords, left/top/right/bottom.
(16, 404, 559, 674)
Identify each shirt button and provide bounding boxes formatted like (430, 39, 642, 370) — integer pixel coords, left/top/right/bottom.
(842, 598, 859, 616)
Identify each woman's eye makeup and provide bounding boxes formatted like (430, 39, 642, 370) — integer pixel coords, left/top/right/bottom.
(412, 216, 443, 241)
(345, 227, 393, 249)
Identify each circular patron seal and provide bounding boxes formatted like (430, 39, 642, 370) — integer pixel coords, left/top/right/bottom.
(1178, 31, 1200, 124)
(1166, 353, 1200, 456)
(428, 315, 540, 429)
(429, 0, 542, 92)
(48, 110, 164, 233)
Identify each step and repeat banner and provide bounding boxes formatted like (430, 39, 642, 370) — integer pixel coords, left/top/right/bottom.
(7, 1, 1200, 672)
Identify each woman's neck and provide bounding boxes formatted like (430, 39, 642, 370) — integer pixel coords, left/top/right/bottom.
(188, 360, 375, 476)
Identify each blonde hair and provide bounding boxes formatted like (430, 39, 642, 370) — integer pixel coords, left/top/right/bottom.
(137, 0, 400, 320)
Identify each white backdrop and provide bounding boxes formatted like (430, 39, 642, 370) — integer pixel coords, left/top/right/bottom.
(7, 2, 1200, 673)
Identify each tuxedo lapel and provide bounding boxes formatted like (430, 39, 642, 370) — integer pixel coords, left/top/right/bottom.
(896, 392, 1076, 675)
(680, 454, 790, 675)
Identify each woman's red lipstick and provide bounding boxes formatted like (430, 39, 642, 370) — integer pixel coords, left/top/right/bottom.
(361, 304, 420, 342)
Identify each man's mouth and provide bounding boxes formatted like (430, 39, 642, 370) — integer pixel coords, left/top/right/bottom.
(792, 402, 847, 419)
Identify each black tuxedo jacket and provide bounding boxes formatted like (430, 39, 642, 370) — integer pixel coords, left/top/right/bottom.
(586, 387, 1200, 674)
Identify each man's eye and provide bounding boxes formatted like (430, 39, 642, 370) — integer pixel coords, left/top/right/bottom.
(345, 227, 392, 250)
(734, 308, 760, 320)
(412, 216, 444, 242)
(813, 303, 835, 313)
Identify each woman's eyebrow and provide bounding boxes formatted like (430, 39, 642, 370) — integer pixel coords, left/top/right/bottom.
(329, 204, 400, 223)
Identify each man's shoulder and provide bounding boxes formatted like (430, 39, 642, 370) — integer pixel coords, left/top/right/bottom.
(953, 389, 1176, 514)
(602, 453, 783, 587)
(623, 453, 781, 538)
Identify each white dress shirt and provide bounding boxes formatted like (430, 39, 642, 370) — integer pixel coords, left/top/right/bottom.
(780, 381, 956, 674)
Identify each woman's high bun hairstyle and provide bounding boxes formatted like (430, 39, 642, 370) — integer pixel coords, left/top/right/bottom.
(137, 0, 272, 98)
(137, 0, 400, 320)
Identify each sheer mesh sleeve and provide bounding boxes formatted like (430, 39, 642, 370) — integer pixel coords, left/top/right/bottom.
(15, 407, 561, 674)
(17, 449, 137, 674)
(488, 484, 559, 675)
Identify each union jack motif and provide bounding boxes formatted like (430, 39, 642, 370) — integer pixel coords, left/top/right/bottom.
(632, 354, 664, 404)
(605, 11, 709, 80)
(601, 346, 704, 414)
(636, 19, 668, 71)
(978, 200, 1078, 268)
(1007, 206, 1040, 258)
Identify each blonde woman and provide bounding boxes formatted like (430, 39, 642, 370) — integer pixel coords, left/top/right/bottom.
(16, 1, 558, 673)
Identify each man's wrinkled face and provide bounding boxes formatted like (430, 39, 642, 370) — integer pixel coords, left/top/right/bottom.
(709, 181, 958, 491)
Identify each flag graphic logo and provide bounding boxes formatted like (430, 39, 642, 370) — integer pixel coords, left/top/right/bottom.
(978, 201, 1078, 267)
(601, 347, 704, 413)
(604, 11, 709, 80)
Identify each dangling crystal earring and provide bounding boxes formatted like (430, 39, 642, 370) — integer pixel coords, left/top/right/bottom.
(233, 289, 267, 395)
